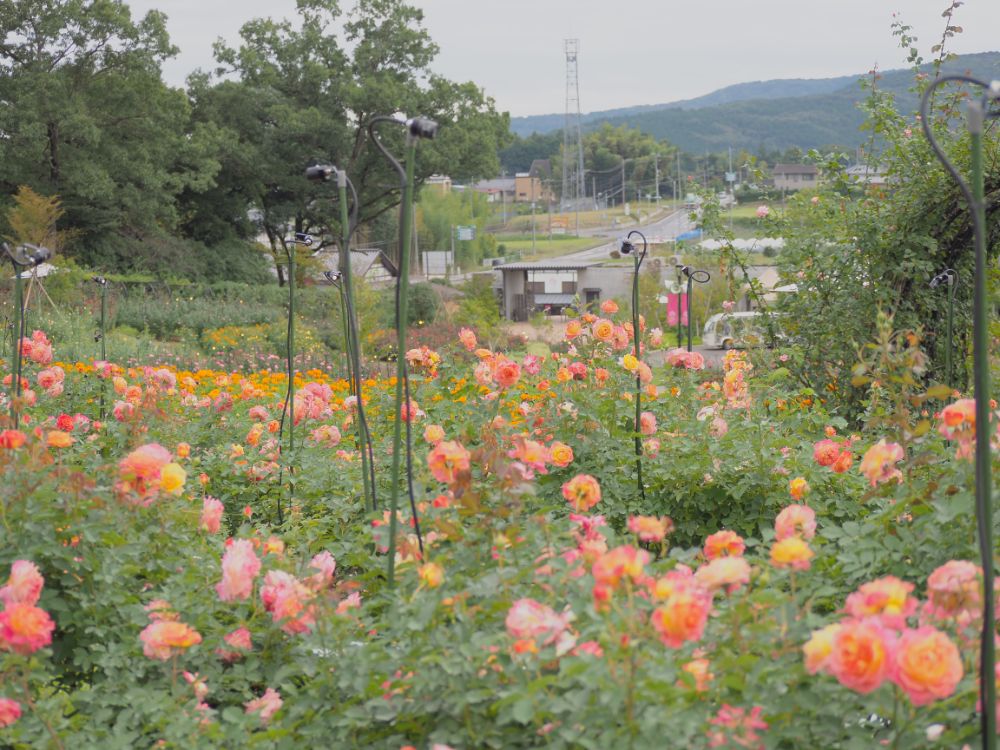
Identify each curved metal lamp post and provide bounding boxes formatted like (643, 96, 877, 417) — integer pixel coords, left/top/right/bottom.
(930, 269, 957, 388)
(368, 115, 437, 587)
(3, 243, 52, 428)
(92, 276, 108, 420)
(921, 75, 999, 749)
(310, 164, 377, 514)
(621, 230, 648, 503)
(680, 266, 711, 352)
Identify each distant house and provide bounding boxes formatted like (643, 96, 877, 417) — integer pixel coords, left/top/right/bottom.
(424, 175, 452, 194)
(772, 163, 819, 191)
(493, 260, 640, 321)
(312, 248, 397, 286)
(469, 177, 516, 203)
(845, 164, 889, 187)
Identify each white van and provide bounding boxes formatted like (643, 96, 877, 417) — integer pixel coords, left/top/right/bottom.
(702, 311, 775, 350)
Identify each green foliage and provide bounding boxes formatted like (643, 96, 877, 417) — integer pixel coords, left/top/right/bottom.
(416, 189, 496, 269)
(453, 275, 503, 343)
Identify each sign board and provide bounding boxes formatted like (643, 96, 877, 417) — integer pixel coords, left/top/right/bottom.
(456, 225, 476, 241)
(665, 293, 689, 327)
(551, 218, 567, 236)
(725, 171, 737, 183)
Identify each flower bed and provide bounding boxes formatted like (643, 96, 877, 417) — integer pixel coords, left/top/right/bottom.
(0, 315, 994, 748)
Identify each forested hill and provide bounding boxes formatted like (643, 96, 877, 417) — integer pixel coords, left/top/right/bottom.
(510, 52, 1000, 152)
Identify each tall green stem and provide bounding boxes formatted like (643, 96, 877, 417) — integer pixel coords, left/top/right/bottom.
(969, 103, 995, 748)
(9, 269, 24, 427)
(339, 174, 373, 513)
(387, 138, 417, 588)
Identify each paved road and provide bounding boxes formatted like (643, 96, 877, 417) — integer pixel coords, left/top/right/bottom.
(555, 208, 696, 263)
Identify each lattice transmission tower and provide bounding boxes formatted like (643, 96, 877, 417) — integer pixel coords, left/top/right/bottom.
(561, 39, 587, 212)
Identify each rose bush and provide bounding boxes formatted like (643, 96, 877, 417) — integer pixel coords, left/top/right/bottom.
(0, 314, 995, 748)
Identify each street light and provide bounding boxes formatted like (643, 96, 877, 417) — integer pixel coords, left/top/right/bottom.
(308, 163, 377, 514)
(619, 230, 648, 504)
(3, 242, 52, 428)
(929, 269, 957, 388)
(368, 113, 438, 587)
(680, 266, 711, 352)
(921, 74, 1000, 750)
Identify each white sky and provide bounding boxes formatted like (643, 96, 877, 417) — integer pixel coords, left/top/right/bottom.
(132, 0, 1000, 116)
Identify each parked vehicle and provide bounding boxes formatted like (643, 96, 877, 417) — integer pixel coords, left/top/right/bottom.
(702, 311, 781, 350)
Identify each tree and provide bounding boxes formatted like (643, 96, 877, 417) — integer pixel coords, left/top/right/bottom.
(186, 0, 511, 283)
(0, 1, 221, 269)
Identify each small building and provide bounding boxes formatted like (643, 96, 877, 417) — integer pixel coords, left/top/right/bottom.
(845, 164, 889, 187)
(469, 177, 516, 203)
(772, 163, 819, 191)
(424, 175, 452, 194)
(493, 260, 637, 321)
(312, 248, 397, 286)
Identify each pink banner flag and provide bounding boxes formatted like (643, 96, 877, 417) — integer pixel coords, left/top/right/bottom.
(665, 293, 688, 327)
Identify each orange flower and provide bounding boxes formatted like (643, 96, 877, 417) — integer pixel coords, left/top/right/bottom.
(695, 556, 751, 594)
(592, 545, 649, 589)
(650, 587, 711, 648)
(774, 504, 817, 541)
(859, 439, 904, 486)
(176, 442, 191, 459)
(770, 537, 814, 570)
(844, 576, 917, 628)
(139, 620, 202, 661)
(0, 430, 27, 449)
(45, 430, 73, 448)
(680, 656, 713, 692)
(703, 530, 745, 560)
(892, 626, 963, 706)
(561, 474, 601, 511)
(427, 440, 471, 484)
(159, 463, 187, 496)
(600, 299, 619, 314)
(827, 618, 895, 693)
(0, 603, 55, 655)
(627, 515, 673, 543)
(803, 623, 842, 674)
(549, 441, 574, 468)
(564, 320, 582, 340)
(788, 477, 809, 501)
(423, 424, 445, 445)
(458, 327, 477, 351)
(592, 319, 614, 342)
(418, 562, 444, 588)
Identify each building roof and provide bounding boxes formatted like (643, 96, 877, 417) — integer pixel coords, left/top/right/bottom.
(534, 293, 575, 305)
(772, 163, 817, 175)
(470, 178, 516, 192)
(495, 261, 598, 272)
(529, 159, 552, 179)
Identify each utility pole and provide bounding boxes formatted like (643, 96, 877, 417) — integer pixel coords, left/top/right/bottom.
(561, 39, 586, 215)
(654, 153, 660, 203)
(676, 150, 682, 207)
(620, 158, 626, 208)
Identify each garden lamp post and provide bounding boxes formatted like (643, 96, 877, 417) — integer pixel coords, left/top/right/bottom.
(929, 269, 957, 388)
(921, 75, 1000, 750)
(621, 230, 648, 503)
(3, 242, 52, 428)
(681, 266, 711, 352)
(310, 164, 377, 514)
(277, 231, 314, 524)
(674, 261, 684, 347)
(92, 276, 108, 420)
(368, 114, 437, 587)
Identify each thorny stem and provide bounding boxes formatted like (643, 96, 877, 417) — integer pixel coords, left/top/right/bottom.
(21, 672, 65, 750)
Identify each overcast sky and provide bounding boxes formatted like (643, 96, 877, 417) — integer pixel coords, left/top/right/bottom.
(131, 0, 1000, 116)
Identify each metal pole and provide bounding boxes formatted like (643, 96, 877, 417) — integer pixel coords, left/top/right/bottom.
(969, 98, 995, 748)
(9, 268, 23, 427)
(946, 274, 955, 388)
(387, 137, 417, 588)
(99, 279, 108, 420)
(339, 174, 374, 514)
(676, 267, 683, 347)
(686, 274, 693, 352)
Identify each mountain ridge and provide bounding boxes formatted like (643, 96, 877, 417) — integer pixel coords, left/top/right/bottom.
(510, 52, 1000, 151)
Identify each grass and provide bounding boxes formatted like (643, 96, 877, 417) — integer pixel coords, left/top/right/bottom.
(497, 234, 607, 260)
(491, 201, 680, 235)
